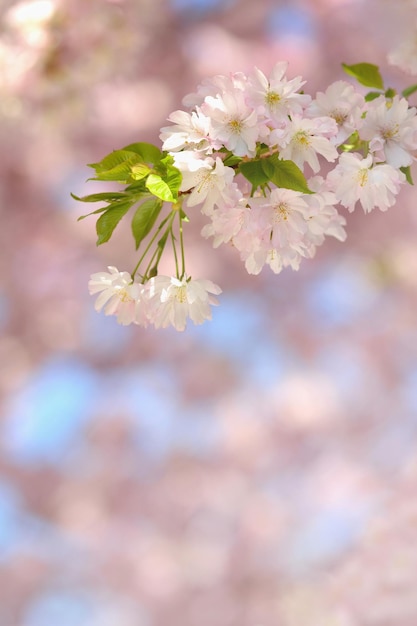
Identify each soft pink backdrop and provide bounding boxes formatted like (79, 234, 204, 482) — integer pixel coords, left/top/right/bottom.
(1, 1, 417, 625)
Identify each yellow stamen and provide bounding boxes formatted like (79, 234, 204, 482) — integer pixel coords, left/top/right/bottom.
(228, 119, 243, 134)
(265, 91, 281, 107)
(273, 203, 289, 222)
(332, 110, 348, 125)
(357, 168, 369, 187)
(294, 130, 311, 147)
(118, 288, 133, 303)
(175, 285, 187, 303)
(381, 124, 399, 140)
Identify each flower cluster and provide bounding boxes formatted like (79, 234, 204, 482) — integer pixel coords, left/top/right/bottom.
(79, 61, 417, 331)
(88, 267, 221, 332)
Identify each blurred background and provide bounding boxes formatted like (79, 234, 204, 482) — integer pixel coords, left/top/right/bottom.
(1, 0, 417, 624)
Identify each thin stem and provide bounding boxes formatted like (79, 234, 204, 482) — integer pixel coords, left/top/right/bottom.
(171, 230, 180, 279)
(131, 213, 171, 280)
(140, 210, 176, 282)
(178, 210, 186, 280)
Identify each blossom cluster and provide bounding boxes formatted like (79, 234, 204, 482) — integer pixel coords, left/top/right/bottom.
(88, 267, 221, 331)
(84, 61, 417, 331)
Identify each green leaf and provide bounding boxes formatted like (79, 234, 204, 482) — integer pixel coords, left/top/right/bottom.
(77, 206, 109, 221)
(131, 163, 151, 181)
(164, 164, 182, 200)
(365, 91, 383, 102)
(223, 152, 243, 167)
(95, 198, 135, 245)
(146, 174, 175, 202)
(71, 191, 128, 203)
(402, 84, 417, 98)
(261, 155, 313, 194)
(239, 160, 270, 187)
(90, 160, 138, 183)
(125, 180, 148, 194)
(342, 62, 384, 90)
(400, 165, 414, 185)
(131, 198, 163, 249)
(88, 149, 139, 173)
(146, 154, 182, 202)
(122, 142, 162, 165)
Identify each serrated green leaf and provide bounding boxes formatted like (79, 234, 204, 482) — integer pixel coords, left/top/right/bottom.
(239, 160, 270, 187)
(131, 198, 163, 249)
(131, 163, 151, 181)
(402, 84, 417, 98)
(342, 62, 384, 90)
(90, 159, 138, 183)
(95, 199, 135, 245)
(261, 155, 313, 194)
(365, 91, 383, 102)
(123, 142, 162, 165)
(71, 191, 128, 203)
(400, 165, 414, 185)
(88, 149, 140, 173)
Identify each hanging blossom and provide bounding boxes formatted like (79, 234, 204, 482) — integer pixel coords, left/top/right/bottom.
(88, 266, 147, 326)
(326, 153, 406, 213)
(88, 268, 222, 331)
(147, 275, 222, 331)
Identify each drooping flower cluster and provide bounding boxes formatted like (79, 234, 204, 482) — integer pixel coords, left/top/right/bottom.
(89, 268, 222, 331)
(82, 60, 417, 330)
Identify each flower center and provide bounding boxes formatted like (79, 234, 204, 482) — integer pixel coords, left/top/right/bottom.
(174, 285, 187, 304)
(357, 168, 369, 187)
(294, 130, 311, 147)
(265, 90, 281, 108)
(118, 288, 134, 303)
(228, 119, 243, 134)
(273, 203, 289, 222)
(381, 123, 399, 140)
(331, 109, 348, 125)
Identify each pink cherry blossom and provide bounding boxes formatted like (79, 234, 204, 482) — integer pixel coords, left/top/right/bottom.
(361, 95, 417, 168)
(246, 61, 311, 125)
(159, 108, 212, 153)
(271, 115, 338, 173)
(306, 80, 365, 144)
(327, 152, 406, 213)
(202, 90, 260, 157)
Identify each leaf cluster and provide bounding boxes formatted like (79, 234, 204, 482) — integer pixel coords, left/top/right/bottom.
(72, 142, 182, 248)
